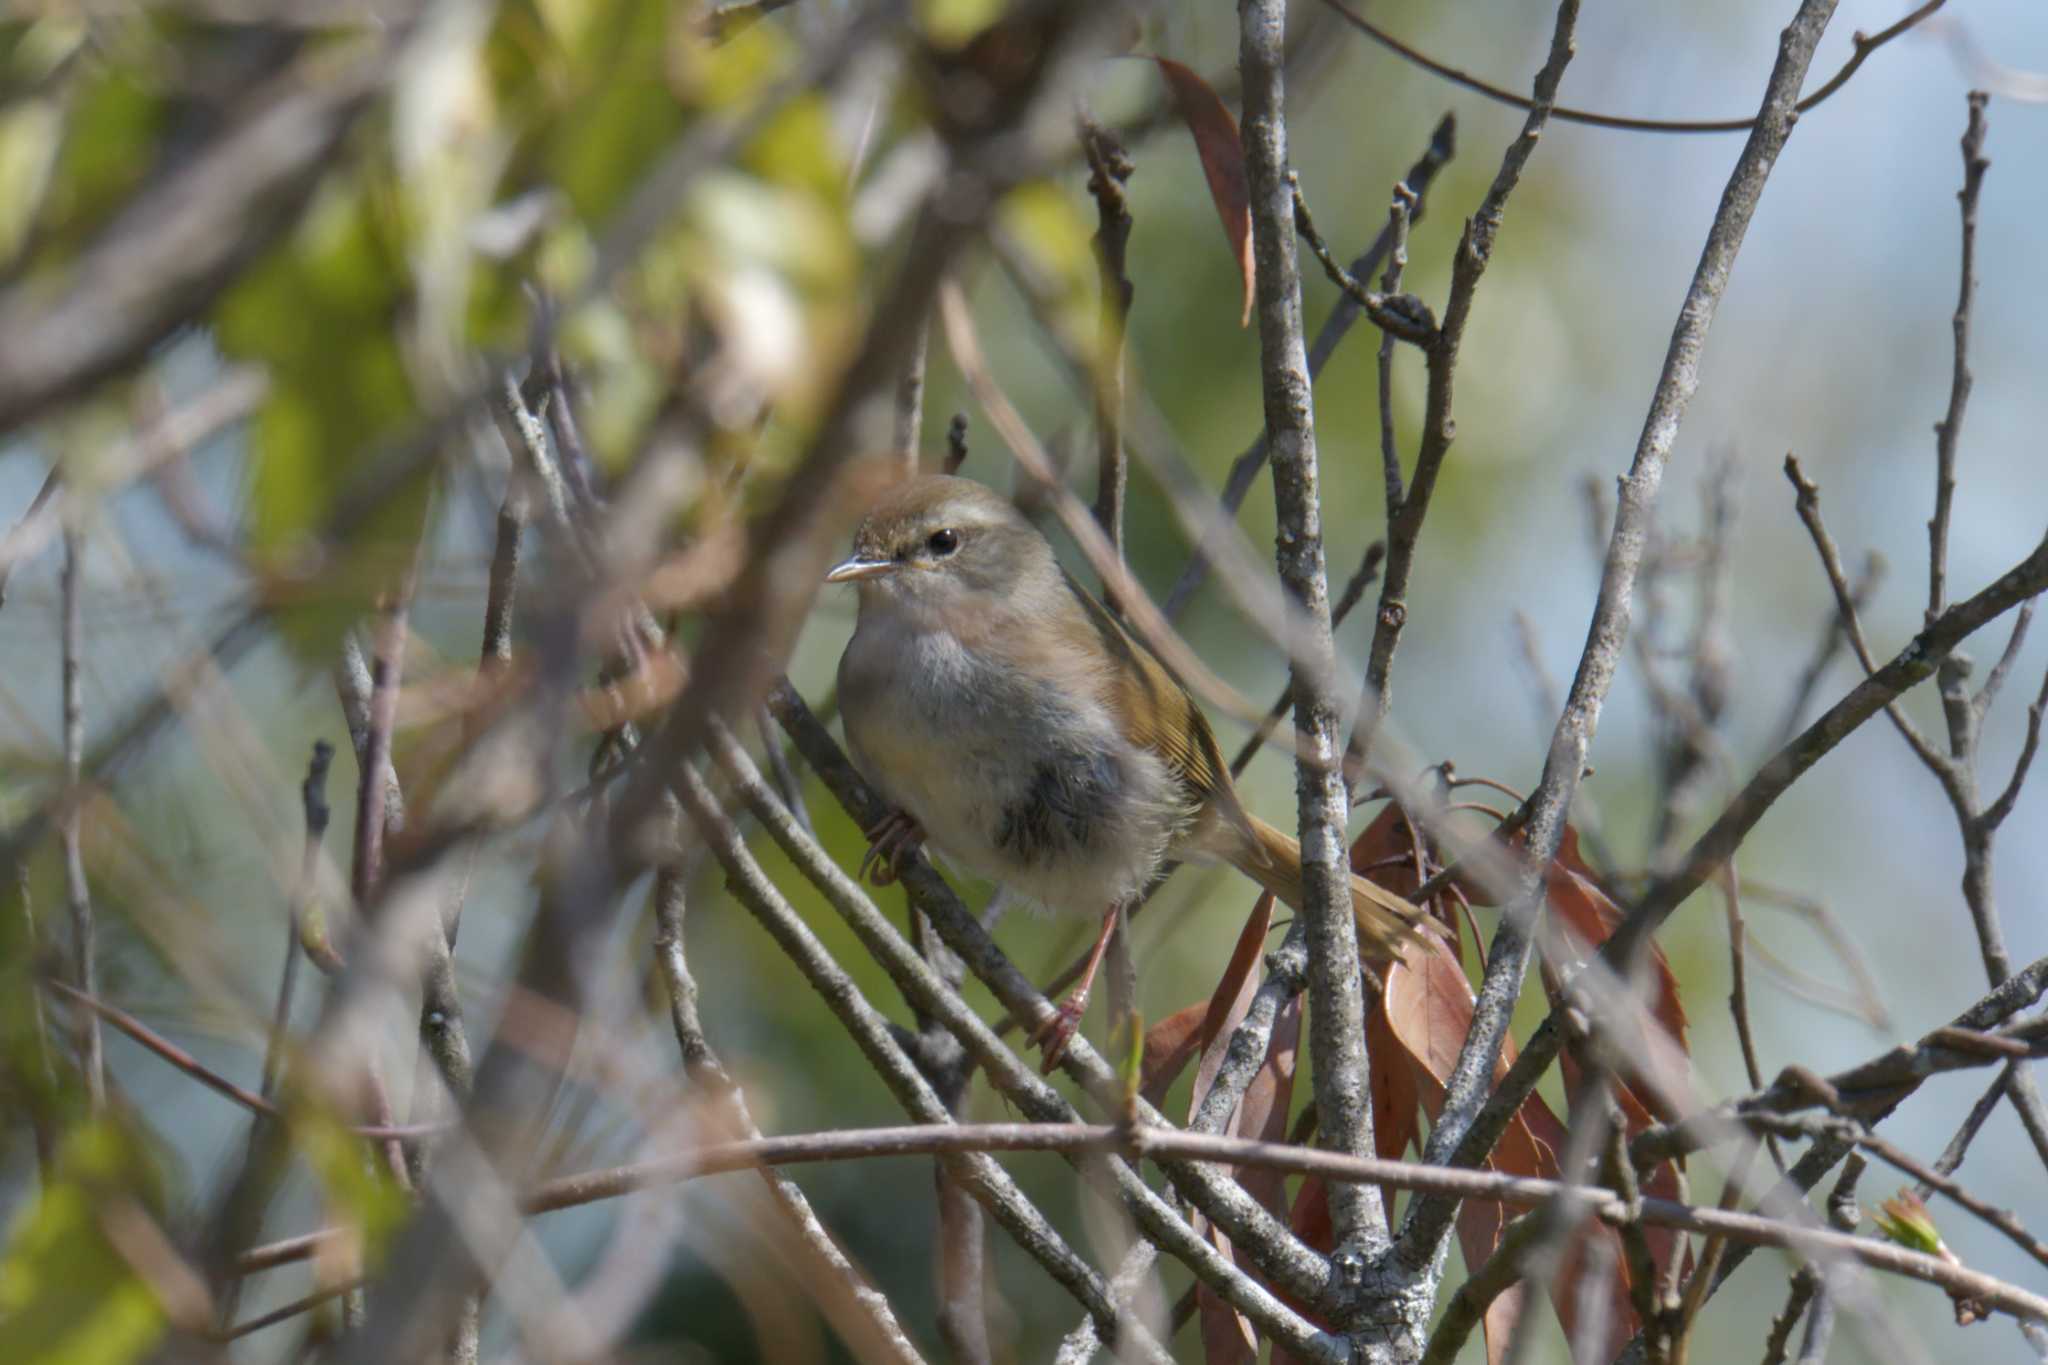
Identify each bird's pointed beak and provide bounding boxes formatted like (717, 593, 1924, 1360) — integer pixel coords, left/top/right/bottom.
(825, 555, 897, 584)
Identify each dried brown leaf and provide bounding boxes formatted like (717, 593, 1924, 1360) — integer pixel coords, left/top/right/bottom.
(1141, 891, 1274, 1104)
(1155, 57, 1255, 327)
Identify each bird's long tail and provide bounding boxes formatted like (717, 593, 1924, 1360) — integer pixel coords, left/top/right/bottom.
(1230, 813, 1429, 960)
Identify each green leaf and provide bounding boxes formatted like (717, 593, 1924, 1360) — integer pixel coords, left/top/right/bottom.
(918, 0, 1007, 49)
(214, 176, 428, 660)
(0, 98, 62, 266)
(1874, 1189, 1948, 1258)
(534, 0, 688, 222)
(998, 181, 1096, 341)
(29, 26, 167, 265)
(0, 1124, 170, 1365)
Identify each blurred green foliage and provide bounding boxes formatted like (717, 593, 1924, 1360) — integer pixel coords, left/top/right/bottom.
(4, 0, 2041, 1361)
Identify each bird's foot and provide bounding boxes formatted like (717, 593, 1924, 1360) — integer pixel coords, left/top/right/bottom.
(1029, 990, 1090, 1074)
(859, 810, 925, 885)
(1029, 902, 1122, 1073)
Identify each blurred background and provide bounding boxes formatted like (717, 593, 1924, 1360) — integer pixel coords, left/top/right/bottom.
(2, 0, 2046, 1360)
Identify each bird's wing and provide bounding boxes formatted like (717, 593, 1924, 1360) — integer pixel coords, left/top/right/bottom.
(1058, 571, 1241, 819)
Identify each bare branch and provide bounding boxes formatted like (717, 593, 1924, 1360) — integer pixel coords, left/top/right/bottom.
(1982, 663, 2048, 828)
(1409, 0, 1846, 1266)
(254, 1122, 2048, 1330)
(670, 760, 1178, 1365)
(1240, 0, 1385, 1262)
(1376, 187, 1417, 513)
(763, 683, 1346, 1328)
(649, 853, 928, 1365)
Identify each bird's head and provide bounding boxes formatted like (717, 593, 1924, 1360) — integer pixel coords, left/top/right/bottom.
(825, 475, 1057, 618)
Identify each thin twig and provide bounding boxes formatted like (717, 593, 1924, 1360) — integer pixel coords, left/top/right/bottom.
(1317, 0, 1942, 135)
(1350, 0, 1574, 785)
(1291, 181, 1436, 347)
(1082, 119, 1133, 584)
(1983, 664, 2048, 829)
(1718, 865, 1786, 1172)
(1763, 1269, 1820, 1365)
(1924, 1066, 2009, 1195)
(481, 486, 527, 679)
(1228, 541, 1384, 779)
(1376, 186, 1416, 513)
(1975, 597, 2033, 714)
(0, 464, 58, 614)
(220, 1278, 362, 1342)
(1771, 549, 1884, 752)
(60, 524, 103, 1109)
(1928, 92, 1989, 624)
(41, 979, 442, 1140)
(1418, 1206, 1545, 1364)
(1163, 112, 1457, 619)
(259, 740, 333, 1101)
(1783, 454, 1951, 776)
(247, 1121, 2048, 1329)
(343, 584, 415, 1192)
(894, 315, 929, 478)
(1629, 955, 2048, 1169)
(215, 736, 336, 1333)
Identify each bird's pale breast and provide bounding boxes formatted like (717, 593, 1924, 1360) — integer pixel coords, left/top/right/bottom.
(837, 611, 1188, 912)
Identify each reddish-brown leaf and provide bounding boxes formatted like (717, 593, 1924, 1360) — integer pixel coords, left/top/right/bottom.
(1197, 1262, 1259, 1365)
(1197, 997, 1299, 1365)
(1289, 1174, 1331, 1253)
(1348, 803, 1674, 1353)
(1235, 995, 1301, 1214)
(1142, 891, 1274, 1105)
(1349, 802, 1430, 897)
(1365, 986, 1421, 1223)
(1154, 58, 1255, 327)
(1185, 891, 1276, 1118)
(1270, 1176, 1332, 1365)
(1550, 826, 1689, 1059)
(1376, 939, 1636, 1361)
(1140, 1001, 1209, 1106)
(1542, 830, 1691, 1295)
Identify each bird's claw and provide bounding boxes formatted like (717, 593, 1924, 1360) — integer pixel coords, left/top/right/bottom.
(1029, 994, 1089, 1073)
(859, 810, 925, 886)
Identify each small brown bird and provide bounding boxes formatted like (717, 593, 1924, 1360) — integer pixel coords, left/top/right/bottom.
(828, 475, 1424, 1066)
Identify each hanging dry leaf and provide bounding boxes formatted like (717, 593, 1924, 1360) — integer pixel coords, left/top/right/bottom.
(1154, 57, 1256, 327)
(1196, 995, 1301, 1365)
(1142, 891, 1275, 1104)
(1374, 934, 1639, 1362)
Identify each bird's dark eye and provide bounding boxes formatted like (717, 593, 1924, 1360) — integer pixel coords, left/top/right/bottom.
(926, 528, 960, 556)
